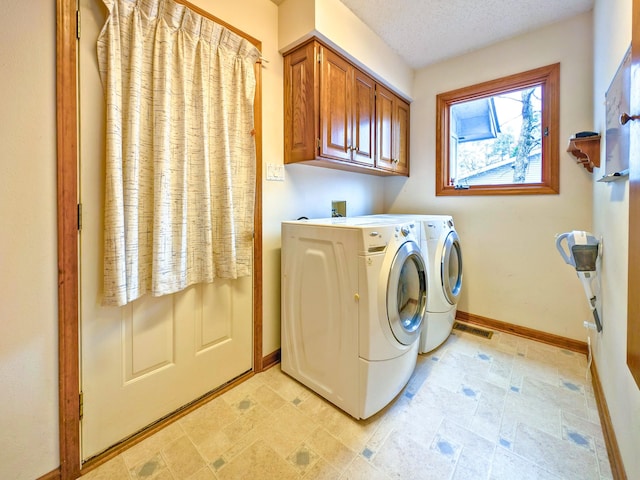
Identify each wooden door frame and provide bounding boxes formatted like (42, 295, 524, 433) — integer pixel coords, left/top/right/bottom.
(628, 0, 640, 388)
(56, 1, 263, 478)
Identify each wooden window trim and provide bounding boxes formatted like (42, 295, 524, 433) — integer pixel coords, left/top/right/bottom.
(436, 63, 560, 196)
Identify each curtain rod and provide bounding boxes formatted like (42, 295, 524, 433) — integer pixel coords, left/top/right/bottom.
(173, 0, 263, 51)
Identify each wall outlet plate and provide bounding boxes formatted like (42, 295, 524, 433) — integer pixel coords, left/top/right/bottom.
(332, 200, 346, 217)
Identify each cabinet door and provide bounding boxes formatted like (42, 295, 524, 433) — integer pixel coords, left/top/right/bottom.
(394, 98, 410, 175)
(351, 69, 375, 167)
(376, 84, 410, 175)
(320, 48, 351, 161)
(284, 41, 318, 164)
(376, 84, 396, 171)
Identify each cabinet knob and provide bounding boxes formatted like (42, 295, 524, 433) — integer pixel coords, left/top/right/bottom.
(620, 113, 640, 125)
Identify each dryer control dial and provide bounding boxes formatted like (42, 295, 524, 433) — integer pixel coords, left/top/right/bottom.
(400, 226, 410, 237)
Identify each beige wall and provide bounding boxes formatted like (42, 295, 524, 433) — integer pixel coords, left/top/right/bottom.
(0, 1, 59, 479)
(592, 0, 639, 477)
(6, 0, 638, 478)
(384, 13, 595, 341)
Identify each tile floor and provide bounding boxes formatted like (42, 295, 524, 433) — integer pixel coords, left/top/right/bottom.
(82, 327, 612, 480)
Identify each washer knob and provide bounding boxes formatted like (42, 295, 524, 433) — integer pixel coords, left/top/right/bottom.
(401, 226, 410, 236)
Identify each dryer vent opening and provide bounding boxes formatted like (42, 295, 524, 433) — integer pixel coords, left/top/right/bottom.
(452, 322, 494, 339)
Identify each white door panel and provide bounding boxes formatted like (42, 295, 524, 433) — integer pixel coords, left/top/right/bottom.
(79, 0, 253, 459)
(124, 294, 175, 383)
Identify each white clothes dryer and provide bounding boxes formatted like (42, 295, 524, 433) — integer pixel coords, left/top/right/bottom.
(417, 215, 463, 352)
(355, 214, 463, 353)
(281, 217, 427, 419)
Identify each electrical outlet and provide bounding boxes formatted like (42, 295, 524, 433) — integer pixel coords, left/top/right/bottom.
(332, 200, 346, 217)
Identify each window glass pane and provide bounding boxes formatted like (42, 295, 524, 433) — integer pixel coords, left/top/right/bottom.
(449, 86, 542, 187)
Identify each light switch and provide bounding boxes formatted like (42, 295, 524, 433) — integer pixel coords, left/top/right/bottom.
(266, 163, 285, 181)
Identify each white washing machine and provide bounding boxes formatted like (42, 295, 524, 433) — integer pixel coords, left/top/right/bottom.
(281, 217, 427, 419)
(356, 214, 463, 353)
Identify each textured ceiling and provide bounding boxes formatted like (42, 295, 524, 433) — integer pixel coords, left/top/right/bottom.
(276, 0, 594, 69)
(339, 0, 594, 69)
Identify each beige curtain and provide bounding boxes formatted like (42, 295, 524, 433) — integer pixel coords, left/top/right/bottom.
(97, 0, 260, 306)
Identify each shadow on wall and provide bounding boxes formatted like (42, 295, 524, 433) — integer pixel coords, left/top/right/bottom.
(282, 163, 385, 219)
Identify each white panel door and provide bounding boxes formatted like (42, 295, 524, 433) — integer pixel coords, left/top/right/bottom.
(78, 0, 253, 459)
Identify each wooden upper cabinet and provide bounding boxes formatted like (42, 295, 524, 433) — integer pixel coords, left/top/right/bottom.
(351, 69, 376, 167)
(320, 47, 375, 166)
(284, 38, 409, 176)
(320, 48, 352, 162)
(395, 96, 410, 175)
(284, 41, 317, 164)
(376, 84, 410, 175)
(376, 85, 395, 170)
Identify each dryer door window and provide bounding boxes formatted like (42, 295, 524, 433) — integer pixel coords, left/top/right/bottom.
(387, 241, 427, 345)
(441, 230, 463, 304)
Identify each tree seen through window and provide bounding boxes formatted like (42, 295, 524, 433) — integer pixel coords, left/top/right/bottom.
(452, 86, 542, 186)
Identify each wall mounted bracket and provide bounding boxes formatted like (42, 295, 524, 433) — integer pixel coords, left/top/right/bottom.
(566, 134, 601, 173)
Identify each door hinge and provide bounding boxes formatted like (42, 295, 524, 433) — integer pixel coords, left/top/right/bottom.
(76, 9, 81, 39)
(317, 51, 323, 63)
(79, 391, 84, 421)
(77, 203, 82, 231)
(316, 138, 321, 150)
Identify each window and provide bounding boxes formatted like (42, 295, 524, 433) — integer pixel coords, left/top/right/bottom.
(436, 63, 560, 196)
